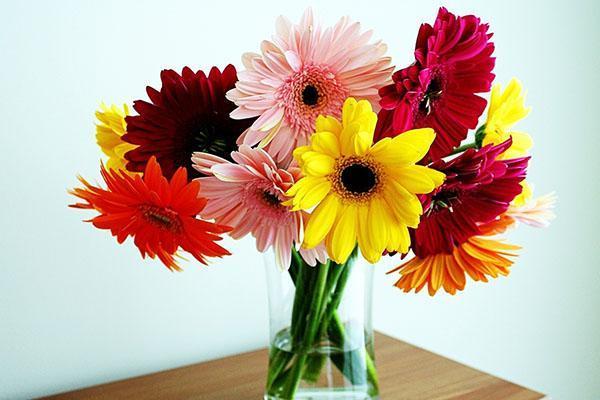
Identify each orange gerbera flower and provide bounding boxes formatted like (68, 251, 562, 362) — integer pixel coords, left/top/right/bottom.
(388, 219, 520, 296)
(69, 157, 231, 271)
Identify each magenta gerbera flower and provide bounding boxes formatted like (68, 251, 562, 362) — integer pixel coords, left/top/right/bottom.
(376, 7, 495, 160)
(412, 139, 529, 257)
(192, 145, 327, 269)
(123, 65, 254, 180)
(227, 9, 393, 163)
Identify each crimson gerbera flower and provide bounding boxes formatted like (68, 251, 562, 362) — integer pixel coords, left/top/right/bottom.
(69, 157, 231, 271)
(376, 7, 495, 160)
(123, 65, 254, 179)
(411, 139, 529, 257)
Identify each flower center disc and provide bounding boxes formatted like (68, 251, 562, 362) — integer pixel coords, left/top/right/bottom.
(419, 76, 444, 116)
(301, 84, 319, 106)
(192, 123, 227, 155)
(429, 188, 460, 213)
(262, 190, 283, 206)
(341, 164, 377, 194)
(140, 205, 182, 233)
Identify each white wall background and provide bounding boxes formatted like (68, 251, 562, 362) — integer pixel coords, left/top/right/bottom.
(1, 0, 598, 398)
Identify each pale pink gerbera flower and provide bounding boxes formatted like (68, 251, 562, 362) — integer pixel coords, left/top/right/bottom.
(506, 192, 557, 228)
(192, 145, 327, 269)
(227, 8, 393, 163)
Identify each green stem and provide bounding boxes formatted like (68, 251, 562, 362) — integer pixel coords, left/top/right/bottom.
(266, 349, 293, 390)
(323, 257, 353, 325)
(329, 312, 379, 394)
(289, 253, 306, 341)
(450, 141, 477, 155)
(281, 261, 331, 399)
(301, 262, 345, 382)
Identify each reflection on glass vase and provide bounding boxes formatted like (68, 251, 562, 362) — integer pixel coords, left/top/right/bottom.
(264, 248, 379, 400)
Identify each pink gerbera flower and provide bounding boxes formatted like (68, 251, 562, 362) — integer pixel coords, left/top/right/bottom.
(192, 145, 327, 269)
(227, 9, 393, 163)
(376, 7, 495, 160)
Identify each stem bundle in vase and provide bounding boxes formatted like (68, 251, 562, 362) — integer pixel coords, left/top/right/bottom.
(266, 249, 378, 399)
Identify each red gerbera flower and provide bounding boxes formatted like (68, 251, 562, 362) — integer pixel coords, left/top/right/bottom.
(412, 139, 529, 257)
(376, 7, 495, 160)
(123, 65, 254, 180)
(387, 140, 528, 296)
(69, 157, 231, 271)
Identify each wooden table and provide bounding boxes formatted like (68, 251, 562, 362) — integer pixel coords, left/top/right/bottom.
(42, 332, 545, 400)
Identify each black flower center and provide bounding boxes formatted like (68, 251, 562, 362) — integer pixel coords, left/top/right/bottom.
(262, 190, 282, 206)
(193, 123, 227, 155)
(419, 77, 443, 116)
(341, 164, 377, 194)
(430, 189, 460, 212)
(302, 85, 319, 106)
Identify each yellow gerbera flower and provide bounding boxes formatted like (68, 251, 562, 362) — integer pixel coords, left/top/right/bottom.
(482, 78, 532, 160)
(286, 98, 445, 264)
(95, 103, 136, 171)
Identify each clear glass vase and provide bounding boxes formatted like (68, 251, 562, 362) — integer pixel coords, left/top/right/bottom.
(264, 249, 379, 400)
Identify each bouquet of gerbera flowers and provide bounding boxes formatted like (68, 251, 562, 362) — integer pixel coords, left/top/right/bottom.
(70, 7, 555, 400)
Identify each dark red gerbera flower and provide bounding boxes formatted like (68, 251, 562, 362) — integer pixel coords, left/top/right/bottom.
(411, 139, 529, 257)
(376, 7, 495, 160)
(123, 65, 254, 179)
(69, 156, 231, 271)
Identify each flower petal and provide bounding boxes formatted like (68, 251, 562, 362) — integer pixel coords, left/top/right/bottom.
(371, 128, 435, 165)
(304, 194, 340, 248)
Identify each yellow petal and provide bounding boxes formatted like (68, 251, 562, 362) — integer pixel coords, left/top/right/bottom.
(339, 127, 357, 156)
(356, 205, 378, 263)
(383, 214, 410, 255)
(396, 223, 410, 254)
(386, 221, 400, 253)
(511, 131, 533, 151)
(292, 178, 329, 210)
(296, 179, 331, 210)
(286, 176, 327, 208)
(384, 181, 423, 227)
(286, 176, 311, 197)
(488, 130, 533, 160)
(486, 78, 530, 133)
(354, 130, 373, 156)
(293, 145, 311, 165)
(395, 165, 445, 194)
(342, 97, 359, 127)
(339, 98, 376, 156)
(499, 131, 533, 159)
(367, 197, 388, 258)
(487, 83, 502, 119)
(511, 180, 533, 207)
(482, 128, 506, 147)
(304, 194, 340, 248)
(370, 128, 435, 166)
(95, 103, 137, 174)
(311, 131, 341, 158)
(315, 115, 342, 136)
(330, 204, 358, 263)
(302, 153, 335, 177)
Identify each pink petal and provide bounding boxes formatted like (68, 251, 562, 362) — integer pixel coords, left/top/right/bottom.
(211, 164, 255, 182)
(230, 106, 262, 119)
(284, 50, 302, 72)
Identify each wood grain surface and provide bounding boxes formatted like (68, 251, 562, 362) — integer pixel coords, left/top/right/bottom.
(42, 332, 544, 400)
